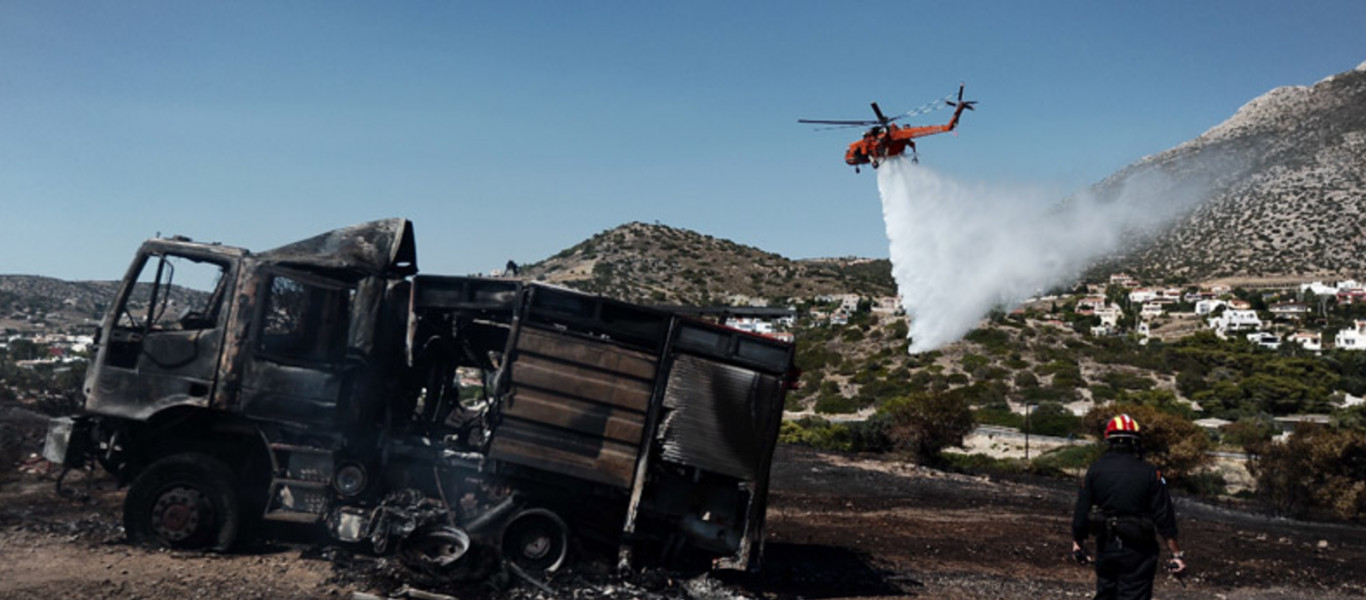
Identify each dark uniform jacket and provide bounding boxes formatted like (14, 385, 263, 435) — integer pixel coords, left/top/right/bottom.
(1071, 447, 1178, 549)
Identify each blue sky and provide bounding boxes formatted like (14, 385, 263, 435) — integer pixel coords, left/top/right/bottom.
(3, 1, 1364, 281)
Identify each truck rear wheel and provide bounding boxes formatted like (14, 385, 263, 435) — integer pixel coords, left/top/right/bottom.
(501, 508, 569, 574)
(124, 453, 241, 551)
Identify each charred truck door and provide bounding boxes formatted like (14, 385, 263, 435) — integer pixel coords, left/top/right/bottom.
(236, 266, 355, 427)
(85, 242, 243, 421)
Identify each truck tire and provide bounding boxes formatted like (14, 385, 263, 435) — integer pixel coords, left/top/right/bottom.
(501, 508, 569, 574)
(124, 453, 241, 551)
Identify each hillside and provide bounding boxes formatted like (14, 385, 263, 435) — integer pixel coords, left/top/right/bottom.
(0, 276, 117, 334)
(0, 276, 209, 335)
(1097, 60, 1366, 281)
(520, 221, 896, 305)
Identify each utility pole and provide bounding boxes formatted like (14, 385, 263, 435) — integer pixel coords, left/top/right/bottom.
(1025, 404, 1038, 461)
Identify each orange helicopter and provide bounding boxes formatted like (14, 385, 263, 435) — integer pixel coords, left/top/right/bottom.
(800, 83, 976, 172)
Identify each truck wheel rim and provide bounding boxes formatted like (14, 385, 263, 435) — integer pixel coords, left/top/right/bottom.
(519, 534, 551, 560)
(502, 510, 568, 572)
(151, 486, 209, 542)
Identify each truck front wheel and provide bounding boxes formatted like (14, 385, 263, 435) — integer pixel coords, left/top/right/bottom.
(124, 453, 241, 551)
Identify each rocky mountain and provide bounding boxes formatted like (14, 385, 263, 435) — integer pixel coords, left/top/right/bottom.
(1098, 60, 1366, 281)
(0, 276, 116, 334)
(520, 221, 895, 305)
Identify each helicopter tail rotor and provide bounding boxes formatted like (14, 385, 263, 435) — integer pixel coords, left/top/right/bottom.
(947, 83, 977, 111)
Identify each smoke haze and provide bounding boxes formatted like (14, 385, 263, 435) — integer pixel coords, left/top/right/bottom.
(877, 158, 1210, 353)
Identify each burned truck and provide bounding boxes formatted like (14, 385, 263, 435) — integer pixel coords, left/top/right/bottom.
(45, 219, 795, 574)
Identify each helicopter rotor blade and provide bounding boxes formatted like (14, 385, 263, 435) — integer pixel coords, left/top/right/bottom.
(813, 123, 875, 132)
(798, 118, 879, 125)
(871, 102, 891, 125)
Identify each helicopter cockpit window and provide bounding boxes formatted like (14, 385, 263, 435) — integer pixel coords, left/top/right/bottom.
(118, 254, 228, 332)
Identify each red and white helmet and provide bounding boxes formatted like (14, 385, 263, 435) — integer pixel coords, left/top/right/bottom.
(1105, 414, 1141, 439)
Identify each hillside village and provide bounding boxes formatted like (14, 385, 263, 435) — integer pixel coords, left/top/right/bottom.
(1071, 273, 1366, 353)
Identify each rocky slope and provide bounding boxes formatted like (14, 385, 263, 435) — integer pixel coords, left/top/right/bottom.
(1098, 60, 1366, 281)
(519, 221, 895, 305)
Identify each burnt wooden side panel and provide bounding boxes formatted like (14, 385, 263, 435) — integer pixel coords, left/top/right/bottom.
(516, 327, 657, 380)
(488, 325, 658, 489)
(488, 418, 639, 488)
(502, 388, 645, 444)
(511, 356, 653, 412)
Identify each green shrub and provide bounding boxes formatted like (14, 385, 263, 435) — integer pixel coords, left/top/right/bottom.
(940, 453, 1028, 475)
(1033, 443, 1105, 472)
(1247, 425, 1366, 519)
(845, 414, 894, 453)
(779, 417, 850, 452)
(777, 415, 892, 454)
(814, 393, 861, 414)
(973, 403, 1023, 428)
(952, 381, 1009, 406)
(965, 328, 1013, 354)
(1221, 415, 1278, 451)
(1103, 371, 1155, 391)
(1022, 385, 1078, 404)
(880, 391, 974, 464)
(1176, 469, 1229, 497)
(960, 353, 990, 371)
(1026, 403, 1082, 437)
(1089, 385, 1118, 402)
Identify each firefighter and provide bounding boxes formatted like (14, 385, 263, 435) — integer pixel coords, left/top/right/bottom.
(1071, 414, 1186, 600)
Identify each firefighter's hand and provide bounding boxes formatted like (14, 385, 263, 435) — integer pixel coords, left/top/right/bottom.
(1166, 557, 1187, 574)
(1071, 541, 1091, 565)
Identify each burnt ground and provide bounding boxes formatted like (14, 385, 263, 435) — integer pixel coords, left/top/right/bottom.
(2, 407, 1365, 600)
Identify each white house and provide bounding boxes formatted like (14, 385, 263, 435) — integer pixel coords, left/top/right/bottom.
(1128, 289, 1159, 304)
(1194, 299, 1227, 316)
(1109, 273, 1138, 287)
(1269, 303, 1309, 320)
(1208, 309, 1262, 334)
(871, 296, 901, 315)
(1193, 417, 1233, 431)
(1140, 302, 1165, 318)
(1246, 331, 1280, 350)
(1094, 305, 1123, 327)
(725, 318, 775, 335)
(1076, 296, 1107, 313)
(1290, 331, 1323, 352)
(1334, 320, 1366, 350)
(1301, 281, 1340, 297)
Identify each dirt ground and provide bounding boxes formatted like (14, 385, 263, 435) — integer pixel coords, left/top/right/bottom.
(3, 408, 1365, 600)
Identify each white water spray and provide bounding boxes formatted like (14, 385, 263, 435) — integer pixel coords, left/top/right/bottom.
(877, 158, 1209, 353)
